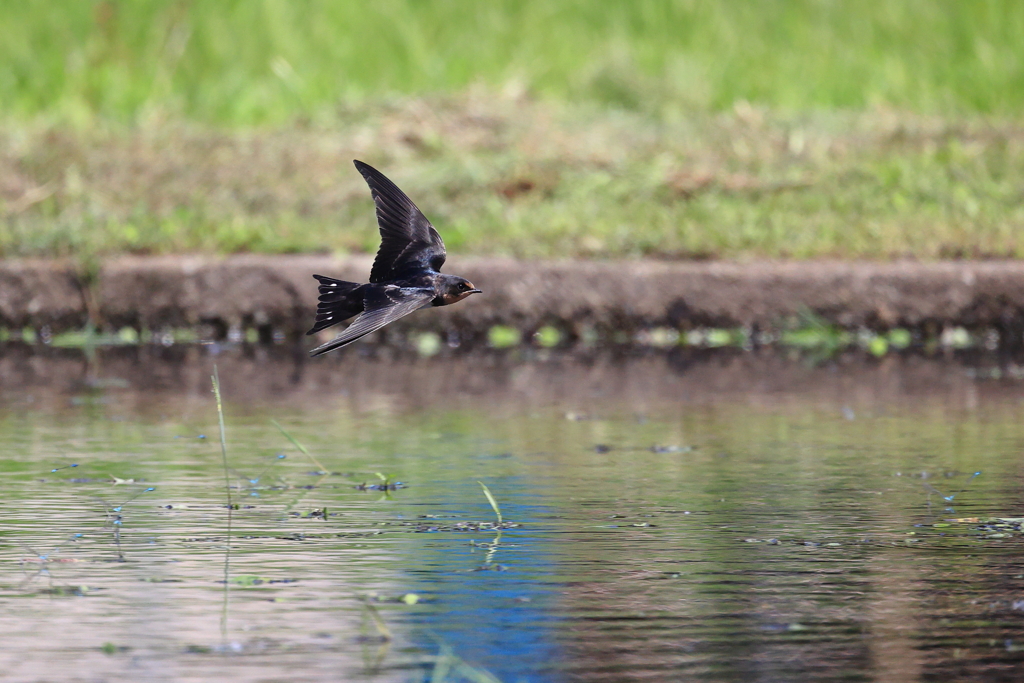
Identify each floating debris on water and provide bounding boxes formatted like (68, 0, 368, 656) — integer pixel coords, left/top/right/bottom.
(222, 575, 299, 587)
(361, 591, 428, 605)
(354, 481, 407, 491)
(650, 444, 693, 454)
(948, 517, 1024, 539)
(409, 520, 520, 533)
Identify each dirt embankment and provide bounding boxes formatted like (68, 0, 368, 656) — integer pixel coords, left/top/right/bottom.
(3, 256, 1024, 343)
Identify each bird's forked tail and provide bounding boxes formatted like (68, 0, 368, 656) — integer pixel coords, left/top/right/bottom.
(306, 274, 364, 335)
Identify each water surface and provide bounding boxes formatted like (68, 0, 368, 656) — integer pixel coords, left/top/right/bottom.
(3, 346, 1024, 682)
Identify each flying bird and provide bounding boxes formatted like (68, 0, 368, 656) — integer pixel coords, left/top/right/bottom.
(306, 160, 481, 356)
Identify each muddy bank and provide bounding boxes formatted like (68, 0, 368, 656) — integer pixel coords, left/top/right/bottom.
(3, 256, 1024, 345)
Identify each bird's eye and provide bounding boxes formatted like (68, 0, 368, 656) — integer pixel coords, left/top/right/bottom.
(459, 283, 469, 291)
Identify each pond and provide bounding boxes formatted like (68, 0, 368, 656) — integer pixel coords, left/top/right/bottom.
(2, 345, 1024, 682)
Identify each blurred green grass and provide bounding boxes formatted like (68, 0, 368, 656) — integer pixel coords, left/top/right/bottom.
(1, 1, 1022, 260)
(3, 0, 1022, 124)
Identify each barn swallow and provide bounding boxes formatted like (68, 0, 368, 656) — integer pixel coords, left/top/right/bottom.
(306, 160, 481, 356)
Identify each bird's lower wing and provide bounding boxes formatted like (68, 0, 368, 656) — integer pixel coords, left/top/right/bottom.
(308, 287, 434, 357)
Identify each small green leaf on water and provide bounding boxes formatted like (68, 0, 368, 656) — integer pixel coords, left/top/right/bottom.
(787, 623, 808, 632)
(932, 523, 951, 528)
(101, 642, 117, 655)
(478, 481, 503, 525)
(533, 325, 562, 348)
(888, 328, 912, 349)
(868, 336, 888, 356)
(488, 325, 521, 348)
(401, 593, 420, 605)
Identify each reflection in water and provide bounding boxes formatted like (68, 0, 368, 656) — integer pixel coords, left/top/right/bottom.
(2, 345, 1024, 681)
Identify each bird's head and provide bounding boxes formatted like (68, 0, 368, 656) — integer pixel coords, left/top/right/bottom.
(438, 276, 482, 306)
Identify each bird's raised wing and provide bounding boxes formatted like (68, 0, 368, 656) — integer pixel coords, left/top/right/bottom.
(354, 160, 447, 283)
(308, 286, 434, 357)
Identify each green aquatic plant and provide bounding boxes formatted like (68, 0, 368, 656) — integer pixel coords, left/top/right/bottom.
(476, 482, 506, 569)
(269, 420, 335, 516)
(211, 366, 234, 643)
(361, 599, 392, 642)
(780, 311, 921, 357)
(780, 312, 851, 353)
(271, 419, 327, 473)
(429, 641, 502, 683)
(211, 367, 232, 509)
(478, 481, 503, 526)
(49, 327, 140, 348)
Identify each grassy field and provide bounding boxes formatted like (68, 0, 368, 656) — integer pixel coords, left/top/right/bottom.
(1, 1, 1023, 260)
(4, 1, 1023, 123)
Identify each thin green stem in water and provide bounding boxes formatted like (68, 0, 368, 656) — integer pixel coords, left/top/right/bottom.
(271, 419, 327, 473)
(211, 366, 233, 642)
(478, 481, 503, 525)
(212, 367, 233, 509)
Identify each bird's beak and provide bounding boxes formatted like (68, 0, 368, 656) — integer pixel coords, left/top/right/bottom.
(468, 288, 482, 295)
